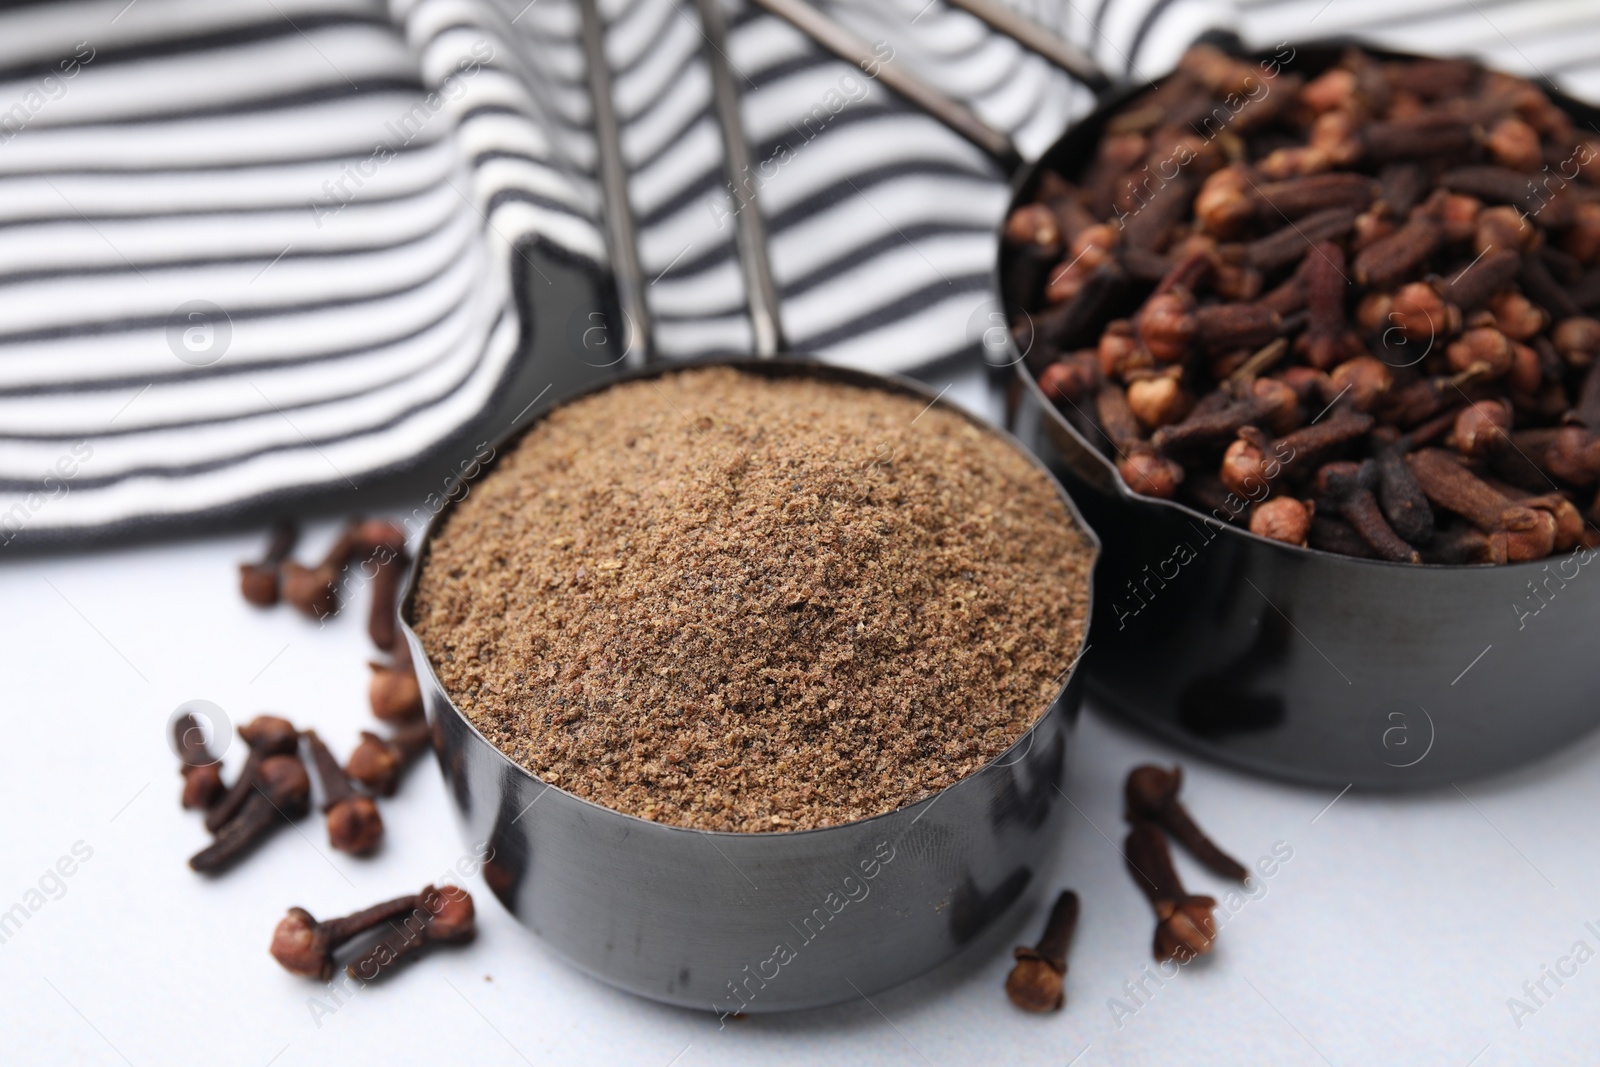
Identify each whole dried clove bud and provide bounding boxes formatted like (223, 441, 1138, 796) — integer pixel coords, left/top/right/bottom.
(1326, 357, 1394, 412)
(1553, 317, 1600, 369)
(346, 720, 434, 797)
(1474, 205, 1536, 258)
(1485, 116, 1542, 171)
(271, 894, 424, 980)
(1374, 439, 1435, 544)
(281, 520, 368, 620)
(1195, 165, 1255, 238)
(1037, 353, 1100, 403)
(1119, 449, 1185, 499)
(174, 712, 223, 811)
(1004, 890, 1080, 1013)
(1449, 399, 1513, 459)
(1408, 449, 1557, 560)
(1097, 320, 1152, 379)
(1296, 242, 1363, 369)
(1249, 496, 1314, 545)
(1249, 375, 1301, 435)
(1125, 821, 1218, 963)
(302, 730, 383, 856)
(1137, 290, 1197, 362)
(1447, 327, 1516, 379)
(1124, 764, 1248, 881)
(1046, 225, 1119, 303)
(1220, 433, 1272, 498)
(370, 642, 424, 723)
(1489, 290, 1547, 341)
(1387, 282, 1459, 343)
(205, 715, 299, 833)
(343, 885, 476, 982)
(190, 754, 311, 873)
(239, 519, 299, 607)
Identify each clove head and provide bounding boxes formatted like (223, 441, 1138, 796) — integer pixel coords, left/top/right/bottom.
(1154, 896, 1219, 962)
(281, 561, 339, 619)
(1125, 764, 1182, 820)
(1250, 497, 1314, 546)
(346, 731, 405, 796)
(238, 563, 281, 607)
(1219, 436, 1271, 498)
(1118, 450, 1183, 499)
(1388, 283, 1457, 344)
(1097, 321, 1151, 379)
(1137, 290, 1198, 363)
(239, 714, 298, 753)
(1126, 374, 1192, 429)
(1450, 400, 1513, 460)
(1447, 327, 1515, 379)
(271, 907, 335, 980)
(1005, 948, 1064, 1013)
(346, 722, 432, 796)
(257, 754, 312, 812)
(1037, 356, 1098, 405)
(423, 887, 477, 943)
(1553, 317, 1600, 368)
(181, 764, 224, 810)
(1326, 356, 1394, 413)
(327, 796, 384, 856)
(369, 661, 424, 723)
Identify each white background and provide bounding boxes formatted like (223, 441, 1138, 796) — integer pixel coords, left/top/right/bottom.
(2, 376, 1599, 1066)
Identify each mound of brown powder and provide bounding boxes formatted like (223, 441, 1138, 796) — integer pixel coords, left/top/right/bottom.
(411, 366, 1092, 832)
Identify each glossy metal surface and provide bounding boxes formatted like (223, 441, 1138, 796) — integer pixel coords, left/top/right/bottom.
(400, 358, 1099, 1011)
(1003, 43, 1600, 788)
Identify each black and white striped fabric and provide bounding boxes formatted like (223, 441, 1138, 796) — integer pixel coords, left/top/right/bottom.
(2, 0, 1596, 546)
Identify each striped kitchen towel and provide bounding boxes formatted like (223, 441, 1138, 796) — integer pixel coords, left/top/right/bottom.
(1, 0, 1595, 546)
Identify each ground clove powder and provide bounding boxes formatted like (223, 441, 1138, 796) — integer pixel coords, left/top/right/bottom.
(411, 367, 1092, 832)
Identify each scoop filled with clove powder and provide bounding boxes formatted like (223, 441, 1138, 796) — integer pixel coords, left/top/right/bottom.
(410, 366, 1092, 833)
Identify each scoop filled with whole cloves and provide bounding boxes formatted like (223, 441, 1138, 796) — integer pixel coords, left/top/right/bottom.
(1011, 45, 1600, 564)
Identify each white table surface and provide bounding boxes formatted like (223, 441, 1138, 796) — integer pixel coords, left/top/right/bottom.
(3, 371, 1598, 1067)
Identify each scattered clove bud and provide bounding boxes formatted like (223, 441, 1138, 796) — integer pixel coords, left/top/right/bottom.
(281, 520, 364, 620)
(346, 720, 433, 797)
(370, 641, 424, 723)
(271, 893, 425, 980)
(343, 885, 476, 981)
(1004, 890, 1080, 1013)
(189, 754, 310, 873)
(174, 712, 223, 811)
(1124, 765, 1247, 881)
(205, 715, 299, 833)
(1125, 821, 1218, 963)
(302, 730, 383, 855)
(238, 519, 299, 607)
